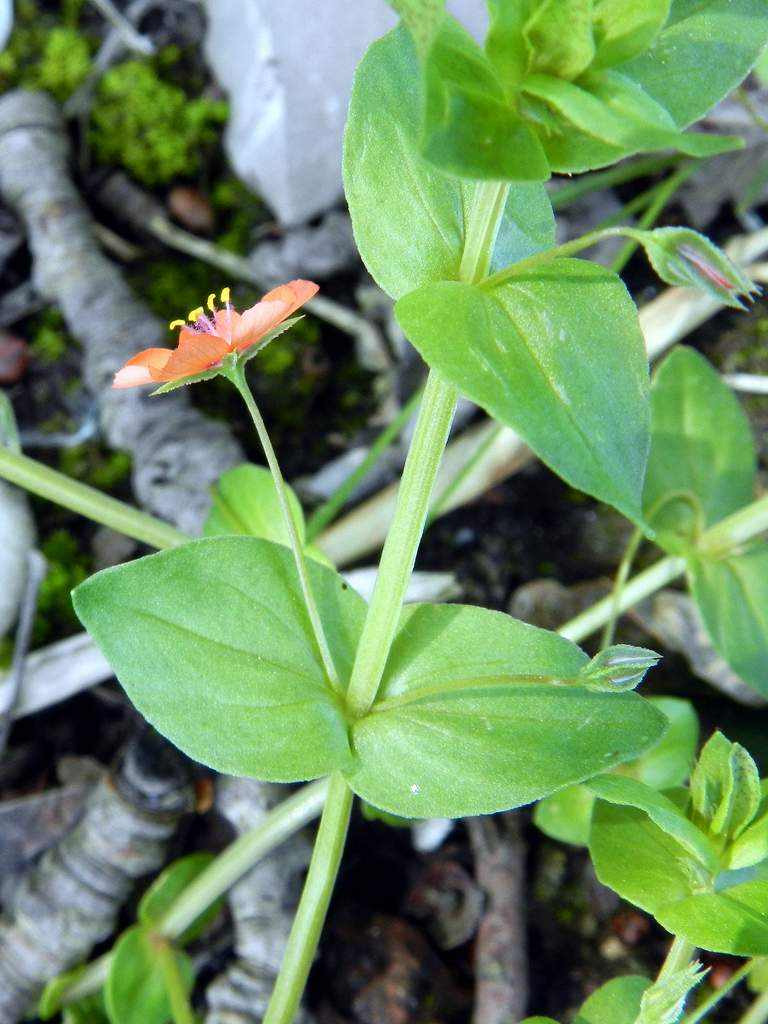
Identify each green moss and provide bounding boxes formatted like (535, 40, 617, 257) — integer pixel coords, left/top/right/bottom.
(90, 58, 228, 185)
(38, 27, 91, 100)
(0, 2, 92, 98)
(34, 529, 91, 645)
(29, 309, 69, 365)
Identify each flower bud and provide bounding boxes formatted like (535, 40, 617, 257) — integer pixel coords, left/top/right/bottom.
(578, 644, 660, 692)
(635, 227, 760, 309)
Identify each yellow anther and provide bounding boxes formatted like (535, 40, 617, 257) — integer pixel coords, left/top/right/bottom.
(188, 307, 204, 322)
(169, 319, 186, 330)
(220, 286, 231, 304)
(207, 292, 216, 312)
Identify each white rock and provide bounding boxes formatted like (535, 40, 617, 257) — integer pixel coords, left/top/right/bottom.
(204, 0, 488, 225)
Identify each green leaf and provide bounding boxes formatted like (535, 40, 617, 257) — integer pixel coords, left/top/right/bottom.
(421, 16, 551, 180)
(344, 602, 667, 818)
(523, 0, 595, 80)
(485, 0, 535, 93)
(588, 775, 718, 871)
(64, 996, 109, 1024)
(620, 0, 768, 129)
(40, 967, 89, 1019)
(387, 0, 445, 57)
(138, 853, 221, 946)
(204, 464, 305, 542)
(534, 782, 597, 846)
(203, 464, 330, 566)
(520, 1019, 560, 1024)
(73, 537, 366, 781)
(644, 348, 756, 553)
(395, 262, 650, 522)
(105, 926, 193, 1024)
(590, 777, 768, 953)
(755, 44, 768, 87)
(658, 879, 768, 956)
(730, 802, 768, 870)
(634, 229, 760, 309)
(522, 69, 740, 175)
(632, 697, 698, 790)
(533, 696, 698, 846)
(589, 799, 707, 914)
(690, 732, 761, 842)
(747, 957, 768, 993)
(344, 27, 554, 298)
(688, 543, 768, 697)
(574, 976, 652, 1024)
(592, 0, 671, 69)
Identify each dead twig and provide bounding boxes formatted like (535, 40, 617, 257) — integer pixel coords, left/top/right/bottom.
(467, 814, 528, 1024)
(0, 731, 193, 1022)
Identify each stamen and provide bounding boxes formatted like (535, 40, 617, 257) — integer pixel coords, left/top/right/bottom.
(207, 292, 217, 312)
(188, 307, 204, 322)
(220, 286, 231, 304)
(169, 319, 186, 330)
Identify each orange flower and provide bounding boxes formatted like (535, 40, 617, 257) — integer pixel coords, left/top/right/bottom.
(113, 280, 319, 389)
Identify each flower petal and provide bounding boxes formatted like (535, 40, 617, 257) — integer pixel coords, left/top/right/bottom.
(158, 329, 230, 380)
(232, 279, 319, 352)
(113, 348, 172, 389)
(262, 279, 319, 317)
(232, 300, 291, 352)
(213, 306, 241, 345)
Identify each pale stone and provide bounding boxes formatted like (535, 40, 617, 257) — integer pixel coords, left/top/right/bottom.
(204, 0, 488, 225)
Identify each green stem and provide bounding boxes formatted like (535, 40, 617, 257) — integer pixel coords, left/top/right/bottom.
(682, 959, 757, 1024)
(600, 526, 644, 649)
(610, 162, 698, 275)
(0, 447, 188, 549)
(559, 491, 768, 644)
(263, 773, 353, 1024)
(657, 936, 696, 981)
(60, 779, 329, 1007)
(371, 673, 555, 713)
(344, 371, 457, 715)
(459, 179, 510, 282)
(230, 366, 340, 690)
(159, 779, 328, 938)
(739, 987, 768, 1024)
(699, 493, 768, 555)
(155, 939, 195, 1024)
(559, 554, 685, 644)
(483, 225, 632, 289)
(305, 386, 424, 541)
(344, 180, 508, 717)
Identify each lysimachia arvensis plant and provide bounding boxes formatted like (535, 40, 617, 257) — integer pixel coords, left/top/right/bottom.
(21, 2, 768, 1022)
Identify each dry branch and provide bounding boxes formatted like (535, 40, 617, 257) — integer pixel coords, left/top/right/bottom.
(0, 732, 193, 1022)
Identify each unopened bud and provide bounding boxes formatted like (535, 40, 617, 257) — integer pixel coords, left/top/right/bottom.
(578, 645, 660, 692)
(635, 227, 760, 309)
